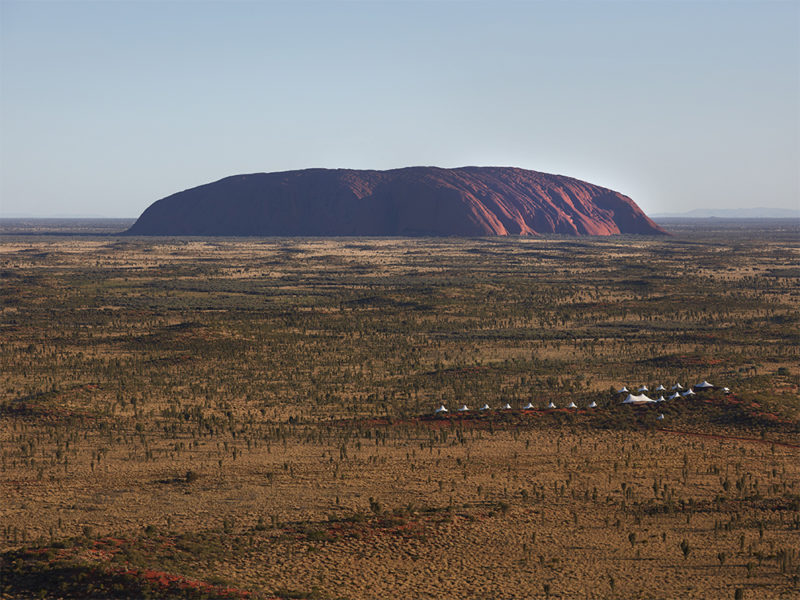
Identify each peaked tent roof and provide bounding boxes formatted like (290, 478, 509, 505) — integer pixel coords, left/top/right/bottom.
(672, 383, 684, 390)
(622, 393, 655, 404)
(588, 401, 598, 408)
(655, 384, 666, 391)
(502, 403, 512, 409)
(668, 392, 681, 400)
(617, 387, 629, 394)
(657, 413, 665, 420)
(681, 389, 695, 397)
(480, 404, 490, 410)
(695, 380, 714, 389)
(435, 405, 448, 413)
(523, 402, 534, 409)
(547, 401, 557, 408)
(458, 404, 469, 411)
(567, 401, 578, 408)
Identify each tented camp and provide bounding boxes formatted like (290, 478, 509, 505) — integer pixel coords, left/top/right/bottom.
(458, 404, 469, 412)
(547, 401, 557, 409)
(502, 403, 512, 410)
(622, 393, 655, 405)
(567, 401, 578, 409)
(522, 402, 534, 410)
(588, 401, 598, 408)
(681, 389, 695, 397)
(617, 387, 629, 394)
(435, 405, 448, 414)
(479, 403, 490, 411)
(695, 381, 714, 390)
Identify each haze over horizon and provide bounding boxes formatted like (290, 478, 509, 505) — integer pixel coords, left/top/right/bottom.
(1, 1, 798, 219)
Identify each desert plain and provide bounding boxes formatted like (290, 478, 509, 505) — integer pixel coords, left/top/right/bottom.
(1, 220, 798, 599)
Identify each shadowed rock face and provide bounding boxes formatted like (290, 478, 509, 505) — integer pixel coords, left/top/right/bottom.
(125, 167, 667, 236)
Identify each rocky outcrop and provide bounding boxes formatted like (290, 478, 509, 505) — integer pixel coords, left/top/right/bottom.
(125, 167, 667, 236)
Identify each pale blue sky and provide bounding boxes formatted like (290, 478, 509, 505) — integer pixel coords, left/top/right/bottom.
(1, 0, 798, 217)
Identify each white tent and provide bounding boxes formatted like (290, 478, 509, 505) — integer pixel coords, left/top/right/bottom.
(622, 393, 655, 404)
(502, 402, 512, 410)
(657, 413, 665, 421)
(617, 387, 629, 394)
(458, 404, 469, 412)
(637, 385, 649, 393)
(668, 392, 681, 400)
(656, 396, 665, 402)
(722, 387, 731, 394)
(588, 401, 598, 408)
(435, 405, 448, 414)
(522, 402, 534, 410)
(567, 401, 578, 409)
(681, 389, 695, 397)
(672, 383, 684, 390)
(479, 403, 490, 411)
(547, 401, 557, 409)
(695, 380, 714, 389)
(655, 384, 666, 392)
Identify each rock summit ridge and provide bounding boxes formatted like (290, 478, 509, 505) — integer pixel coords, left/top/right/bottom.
(125, 166, 667, 236)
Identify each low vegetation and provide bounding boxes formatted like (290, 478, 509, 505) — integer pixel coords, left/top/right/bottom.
(1, 220, 798, 598)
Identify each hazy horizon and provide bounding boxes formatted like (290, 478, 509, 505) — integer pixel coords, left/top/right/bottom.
(2, 1, 798, 219)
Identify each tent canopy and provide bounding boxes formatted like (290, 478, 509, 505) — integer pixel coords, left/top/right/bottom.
(622, 393, 655, 404)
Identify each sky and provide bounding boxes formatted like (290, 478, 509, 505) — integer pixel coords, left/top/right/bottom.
(1, 0, 798, 218)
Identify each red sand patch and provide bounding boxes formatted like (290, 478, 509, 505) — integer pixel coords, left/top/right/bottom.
(115, 567, 252, 598)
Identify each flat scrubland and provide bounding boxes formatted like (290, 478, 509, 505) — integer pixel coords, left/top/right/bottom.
(1, 221, 798, 599)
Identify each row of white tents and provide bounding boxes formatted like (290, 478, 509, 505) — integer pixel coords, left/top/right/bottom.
(431, 380, 730, 415)
(616, 381, 723, 394)
(434, 400, 598, 414)
(618, 381, 730, 405)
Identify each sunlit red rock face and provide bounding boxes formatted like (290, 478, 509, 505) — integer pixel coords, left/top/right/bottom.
(125, 167, 667, 236)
